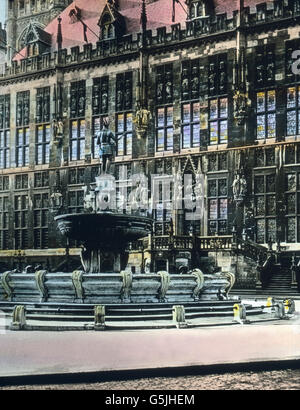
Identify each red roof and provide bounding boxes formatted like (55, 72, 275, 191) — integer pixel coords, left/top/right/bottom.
(14, 0, 274, 61)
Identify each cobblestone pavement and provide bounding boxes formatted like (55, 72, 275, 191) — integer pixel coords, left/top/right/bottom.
(1, 368, 300, 390)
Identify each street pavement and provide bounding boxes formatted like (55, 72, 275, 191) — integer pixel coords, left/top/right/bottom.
(1, 320, 300, 379)
(0, 297, 300, 380)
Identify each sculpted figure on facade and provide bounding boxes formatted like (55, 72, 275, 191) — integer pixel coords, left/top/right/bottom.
(232, 172, 247, 202)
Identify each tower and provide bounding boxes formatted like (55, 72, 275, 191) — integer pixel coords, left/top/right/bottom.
(5, 0, 72, 63)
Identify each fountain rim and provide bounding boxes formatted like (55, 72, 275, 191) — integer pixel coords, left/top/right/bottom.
(54, 212, 154, 223)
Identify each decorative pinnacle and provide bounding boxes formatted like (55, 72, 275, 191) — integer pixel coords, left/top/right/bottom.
(57, 16, 62, 50)
(140, 0, 147, 33)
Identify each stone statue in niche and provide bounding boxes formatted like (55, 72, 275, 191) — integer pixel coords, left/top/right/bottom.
(191, 67, 199, 97)
(36, 96, 42, 122)
(101, 83, 108, 113)
(256, 64, 264, 83)
(156, 73, 163, 102)
(182, 77, 189, 99)
(78, 94, 85, 115)
(233, 90, 250, 125)
(93, 86, 100, 112)
(0, 102, 3, 126)
(232, 172, 247, 202)
(53, 118, 63, 146)
(52, 119, 58, 138)
(116, 88, 123, 111)
(209, 72, 216, 93)
(43, 97, 49, 121)
(4, 100, 9, 128)
(124, 82, 132, 109)
(50, 189, 63, 214)
(165, 70, 172, 101)
(57, 118, 64, 136)
(134, 103, 151, 139)
(70, 92, 77, 115)
(23, 101, 29, 124)
(17, 102, 22, 126)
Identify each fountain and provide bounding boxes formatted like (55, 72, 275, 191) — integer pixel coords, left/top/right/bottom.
(0, 122, 231, 306)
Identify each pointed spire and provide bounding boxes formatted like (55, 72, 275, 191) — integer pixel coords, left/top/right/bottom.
(57, 16, 62, 51)
(140, 0, 147, 33)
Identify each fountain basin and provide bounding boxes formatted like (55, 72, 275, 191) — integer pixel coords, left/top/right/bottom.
(0, 271, 229, 304)
(55, 212, 153, 250)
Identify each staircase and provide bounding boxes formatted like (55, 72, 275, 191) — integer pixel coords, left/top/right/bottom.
(231, 264, 300, 298)
(262, 265, 299, 296)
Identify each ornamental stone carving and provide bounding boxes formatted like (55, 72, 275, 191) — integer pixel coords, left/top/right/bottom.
(158, 271, 170, 301)
(190, 268, 205, 300)
(233, 90, 250, 125)
(1, 271, 13, 300)
(35, 270, 48, 301)
(72, 270, 84, 300)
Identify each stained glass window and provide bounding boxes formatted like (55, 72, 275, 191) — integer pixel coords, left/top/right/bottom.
(36, 124, 50, 165)
(70, 81, 86, 119)
(156, 65, 173, 105)
(33, 193, 49, 249)
(286, 86, 300, 136)
(16, 91, 30, 127)
(287, 217, 296, 243)
(209, 199, 218, 219)
(181, 102, 200, 148)
(36, 87, 50, 124)
(116, 112, 133, 157)
(14, 194, 29, 249)
(267, 219, 276, 243)
(0, 95, 10, 170)
(254, 173, 276, 243)
(266, 195, 276, 215)
(256, 90, 276, 140)
(209, 98, 228, 145)
(284, 172, 300, 242)
(207, 178, 228, 235)
(70, 120, 86, 161)
(256, 219, 265, 244)
(0, 196, 9, 249)
(156, 107, 173, 152)
(16, 128, 30, 167)
(92, 76, 109, 116)
(0, 130, 10, 169)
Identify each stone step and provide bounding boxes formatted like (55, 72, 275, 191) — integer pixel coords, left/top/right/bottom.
(0, 300, 238, 310)
(22, 307, 263, 322)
